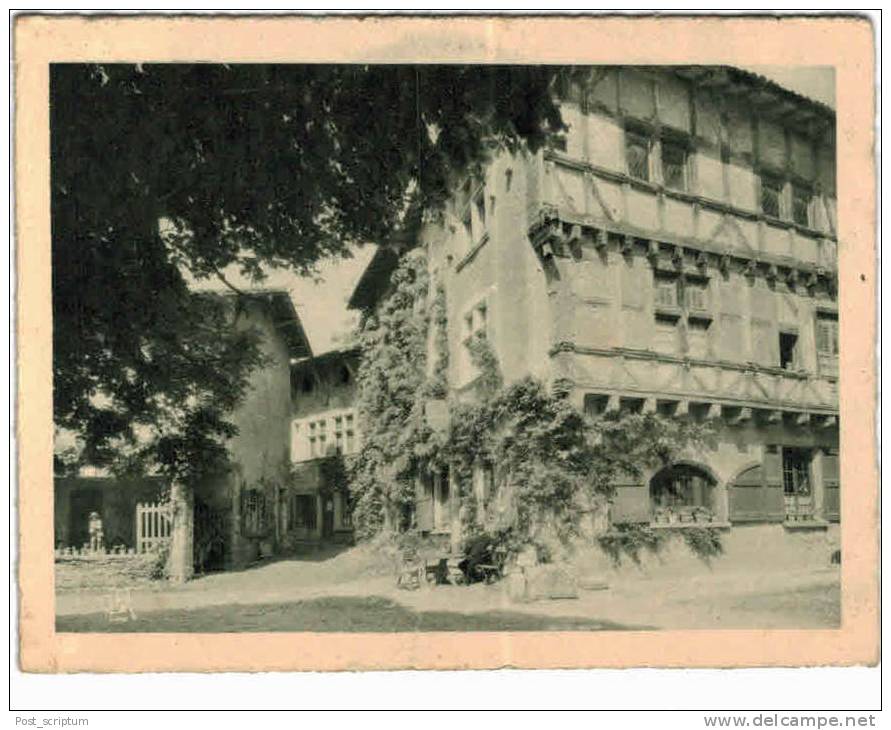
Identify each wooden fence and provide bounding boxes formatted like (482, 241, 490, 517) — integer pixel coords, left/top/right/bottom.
(135, 501, 172, 553)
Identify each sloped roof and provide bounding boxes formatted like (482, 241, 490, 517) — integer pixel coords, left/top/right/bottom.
(347, 246, 401, 312)
(291, 343, 361, 370)
(197, 288, 313, 359)
(672, 65, 835, 124)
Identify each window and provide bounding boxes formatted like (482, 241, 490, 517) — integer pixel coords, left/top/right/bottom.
(654, 276, 679, 309)
(653, 272, 712, 355)
(791, 183, 812, 226)
(338, 493, 352, 528)
(815, 312, 839, 376)
(293, 410, 359, 462)
(653, 275, 710, 315)
(307, 419, 328, 458)
(241, 489, 268, 537)
(661, 140, 688, 191)
(816, 314, 839, 357)
(345, 413, 356, 454)
(760, 174, 783, 218)
(684, 280, 708, 313)
(650, 465, 716, 519)
(288, 494, 317, 530)
(328, 412, 360, 457)
(456, 178, 488, 253)
(460, 299, 489, 383)
(779, 331, 798, 370)
(625, 131, 650, 181)
(334, 416, 344, 454)
(782, 448, 812, 496)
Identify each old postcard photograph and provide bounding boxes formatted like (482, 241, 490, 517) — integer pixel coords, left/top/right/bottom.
(14, 14, 878, 673)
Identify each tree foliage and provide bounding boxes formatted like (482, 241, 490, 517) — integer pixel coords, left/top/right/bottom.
(51, 63, 566, 478)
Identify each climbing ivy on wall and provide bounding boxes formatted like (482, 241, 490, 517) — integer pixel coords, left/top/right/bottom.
(438, 337, 717, 560)
(349, 246, 719, 562)
(349, 249, 440, 538)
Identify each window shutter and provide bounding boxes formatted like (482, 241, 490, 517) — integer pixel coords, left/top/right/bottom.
(728, 464, 765, 522)
(762, 446, 785, 522)
(822, 449, 839, 482)
(822, 449, 840, 522)
(816, 316, 839, 357)
(815, 321, 828, 354)
(610, 471, 650, 524)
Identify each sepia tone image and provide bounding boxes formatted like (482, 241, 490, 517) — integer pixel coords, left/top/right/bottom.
(50, 61, 842, 635)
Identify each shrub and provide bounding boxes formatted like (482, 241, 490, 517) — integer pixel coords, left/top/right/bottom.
(597, 524, 668, 566)
(150, 541, 171, 580)
(681, 527, 724, 565)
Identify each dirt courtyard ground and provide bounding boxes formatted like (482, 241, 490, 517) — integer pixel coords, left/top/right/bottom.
(56, 540, 841, 632)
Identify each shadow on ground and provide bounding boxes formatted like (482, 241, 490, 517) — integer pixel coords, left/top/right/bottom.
(196, 544, 355, 577)
(56, 595, 652, 633)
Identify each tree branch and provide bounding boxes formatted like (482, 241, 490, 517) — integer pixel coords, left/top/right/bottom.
(213, 269, 247, 296)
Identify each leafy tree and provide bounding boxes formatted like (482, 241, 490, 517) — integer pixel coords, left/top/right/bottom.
(51, 63, 566, 479)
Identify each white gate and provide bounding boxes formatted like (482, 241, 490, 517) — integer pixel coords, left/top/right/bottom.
(135, 501, 172, 553)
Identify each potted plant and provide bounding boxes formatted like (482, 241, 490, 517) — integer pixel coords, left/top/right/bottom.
(693, 506, 712, 523)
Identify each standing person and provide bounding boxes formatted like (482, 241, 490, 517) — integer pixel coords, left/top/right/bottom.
(88, 511, 104, 553)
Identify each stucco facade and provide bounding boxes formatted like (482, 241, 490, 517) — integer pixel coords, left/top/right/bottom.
(188, 293, 305, 569)
(282, 347, 360, 547)
(421, 66, 839, 536)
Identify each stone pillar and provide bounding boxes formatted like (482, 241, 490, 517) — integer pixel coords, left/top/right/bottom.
(315, 494, 324, 539)
(167, 481, 194, 583)
(712, 479, 730, 523)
